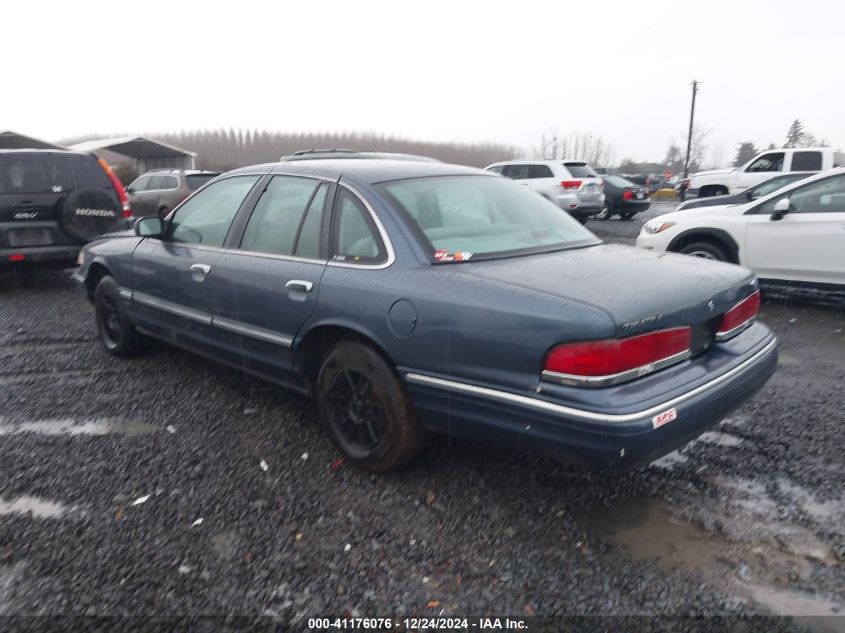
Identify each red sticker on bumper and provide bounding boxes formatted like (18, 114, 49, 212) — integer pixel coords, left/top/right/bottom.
(652, 408, 678, 429)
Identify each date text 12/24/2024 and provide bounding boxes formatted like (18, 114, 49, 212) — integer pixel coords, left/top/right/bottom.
(307, 617, 528, 630)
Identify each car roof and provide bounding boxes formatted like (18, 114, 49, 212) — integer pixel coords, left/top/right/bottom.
(143, 169, 220, 175)
(485, 158, 592, 167)
(280, 150, 440, 163)
(227, 159, 490, 184)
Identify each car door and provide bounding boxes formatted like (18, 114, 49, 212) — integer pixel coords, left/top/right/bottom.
(129, 174, 261, 352)
(126, 175, 153, 216)
(735, 152, 786, 192)
(207, 175, 331, 384)
(744, 173, 845, 285)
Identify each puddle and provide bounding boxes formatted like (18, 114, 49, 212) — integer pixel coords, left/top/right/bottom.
(649, 450, 689, 470)
(696, 431, 744, 447)
(739, 583, 843, 617)
(585, 489, 845, 616)
(0, 495, 68, 518)
(0, 417, 157, 437)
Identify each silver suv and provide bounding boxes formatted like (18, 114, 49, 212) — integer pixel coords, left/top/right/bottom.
(485, 160, 605, 223)
(126, 169, 219, 219)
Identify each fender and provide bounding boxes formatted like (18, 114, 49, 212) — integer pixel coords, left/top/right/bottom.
(666, 227, 740, 264)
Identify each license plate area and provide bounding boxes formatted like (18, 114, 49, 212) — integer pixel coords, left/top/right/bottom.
(7, 228, 53, 247)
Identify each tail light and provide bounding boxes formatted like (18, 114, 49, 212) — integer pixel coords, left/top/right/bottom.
(622, 189, 634, 201)
(543, 327, 692, 387)
(97, 158, 132, 219)
(561, 180, 582, 190)
(716, 290, 760, 341)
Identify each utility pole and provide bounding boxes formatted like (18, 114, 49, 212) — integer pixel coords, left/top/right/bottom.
(683, 80, 699, 178)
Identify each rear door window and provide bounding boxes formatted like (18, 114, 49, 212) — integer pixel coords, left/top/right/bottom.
(147, 175, 168, 190)
(562, 162, 598, 178)
(790, 151, 822, 171)
(332, 188, 385, 263)
(239, 176, 324, 257)
(167, 175, 259, 247)
(528, 164, 554, 178)
(161, 175, 179, 189)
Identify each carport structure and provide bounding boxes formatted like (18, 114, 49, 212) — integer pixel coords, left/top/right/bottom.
(0, 130, 64, 150)
(68, 136, 196, 174)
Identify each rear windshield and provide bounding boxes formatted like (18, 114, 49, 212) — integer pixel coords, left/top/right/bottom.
(605, 175, 635, 188)
(186, 174, 218, 190)
(563, 162, 597, 178)
(378, 175, 599, 261)
(0, 152, 110, 194)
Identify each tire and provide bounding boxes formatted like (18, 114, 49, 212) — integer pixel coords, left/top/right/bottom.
(94, 275, 145, 357)
(316, 341, 425, 472)
(595, 205, 612, 221)
(679, 240, 729, 262)
(61, 187, 122, 243)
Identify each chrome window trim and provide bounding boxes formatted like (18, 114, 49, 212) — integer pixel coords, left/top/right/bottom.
(404, 338, 776, 425)
(211, 316, 293, 347)
(327, 183, 396, 270)
(541, 350, 692, 388)
(133, 291, 212, 325)
(223, 248, 328, 265)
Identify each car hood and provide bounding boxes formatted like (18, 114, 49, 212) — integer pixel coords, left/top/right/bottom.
(691, 168, 735, 179)
(458, 244, 757, 337)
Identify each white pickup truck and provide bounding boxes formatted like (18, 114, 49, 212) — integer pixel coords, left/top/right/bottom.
(687, 147, 845, 198)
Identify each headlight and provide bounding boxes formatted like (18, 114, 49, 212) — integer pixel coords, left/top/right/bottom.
(641, 221, 676, 235)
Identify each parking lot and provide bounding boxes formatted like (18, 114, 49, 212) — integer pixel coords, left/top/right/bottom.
(0, 201, 843, 622)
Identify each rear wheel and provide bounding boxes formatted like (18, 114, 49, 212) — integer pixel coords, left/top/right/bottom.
(595, 205, 612, 221)
(679, 240, 729, 261)
(316, 341, 425, 472)
(94, 275, 145, 357)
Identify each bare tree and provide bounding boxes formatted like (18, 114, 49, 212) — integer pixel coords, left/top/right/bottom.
(540, 132, 616, 167)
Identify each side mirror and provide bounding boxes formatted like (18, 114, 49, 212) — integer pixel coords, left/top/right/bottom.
(135, 216, 165, 237)
(770, 197, 790, 221)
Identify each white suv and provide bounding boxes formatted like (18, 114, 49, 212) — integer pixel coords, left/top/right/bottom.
(636, 168, 845, 289)
(485, 160, 605, 223)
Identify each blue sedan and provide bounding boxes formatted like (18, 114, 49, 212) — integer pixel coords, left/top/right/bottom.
(74, 157, 777, 471)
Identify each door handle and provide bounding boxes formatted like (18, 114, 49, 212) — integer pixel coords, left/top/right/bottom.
(189, 263, 211, 282)
(285, 279, 313, 293)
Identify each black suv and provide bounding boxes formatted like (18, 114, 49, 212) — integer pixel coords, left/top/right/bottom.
(0, 149, 129, 266)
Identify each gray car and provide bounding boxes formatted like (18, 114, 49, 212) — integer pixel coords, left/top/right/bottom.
(126, 169, 219, 219)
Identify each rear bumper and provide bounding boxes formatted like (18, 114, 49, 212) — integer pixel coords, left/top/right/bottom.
(0, 245, 80, 266)
(554, 193, 606, 217)
(403, 328, 777, 467)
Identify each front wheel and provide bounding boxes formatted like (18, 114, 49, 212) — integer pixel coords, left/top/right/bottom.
(678, 241, 729, 261)
(94, 275, 146, 357)
(316, 341, 425, 472)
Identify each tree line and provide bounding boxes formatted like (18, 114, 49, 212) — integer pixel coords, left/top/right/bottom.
(62, 129, 522, 173)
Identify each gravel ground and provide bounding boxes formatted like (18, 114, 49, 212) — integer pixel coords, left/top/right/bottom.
(0, 203, 843, 627)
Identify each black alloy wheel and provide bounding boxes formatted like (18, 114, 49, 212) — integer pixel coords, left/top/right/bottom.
(316, 341, 425, 472)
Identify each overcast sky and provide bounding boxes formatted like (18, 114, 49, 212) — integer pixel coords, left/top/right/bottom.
(4, 0, 844, 165)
